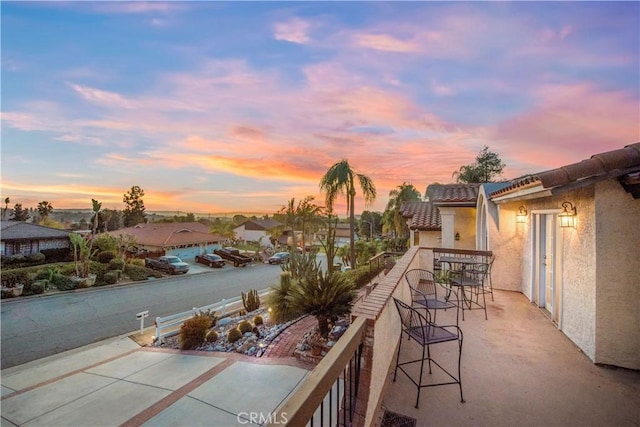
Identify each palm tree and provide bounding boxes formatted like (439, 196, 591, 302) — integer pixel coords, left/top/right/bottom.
(288, 269, 357, 338)
(296, 196, 324, 249)
(319, 159, 376, 268)
(37, 201, 53, 222)
(384, 183, 421, 239)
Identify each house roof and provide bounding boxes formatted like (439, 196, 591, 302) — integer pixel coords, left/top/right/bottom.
(490, 143, 640, 199)
(0, 221, 71, 240)
(107, 222, 224, 248)
(428, 183, 480, 207)
(400, 201, 441, 231)
(237, 218, 282, 231)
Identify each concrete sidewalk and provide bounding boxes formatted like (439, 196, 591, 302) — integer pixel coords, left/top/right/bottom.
(1, 333, 311, 426)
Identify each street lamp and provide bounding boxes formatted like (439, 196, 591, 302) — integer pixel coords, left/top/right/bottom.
(362, 220, 374, 241)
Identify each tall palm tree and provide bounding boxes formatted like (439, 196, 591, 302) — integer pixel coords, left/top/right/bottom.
(296, 196, 324, 249)
(37, 201, 53, 221)
(384, 183, 421, 239)
(320, 159, 376, 268)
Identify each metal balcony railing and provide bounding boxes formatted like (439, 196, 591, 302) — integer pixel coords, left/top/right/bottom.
(268, 316, 367, 427)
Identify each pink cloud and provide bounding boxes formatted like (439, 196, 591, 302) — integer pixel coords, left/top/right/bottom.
(273, 18, 313, 44)
(491, 83, 640, 172)
(352, 33, 420, 53)
(69, 83, 138, 109)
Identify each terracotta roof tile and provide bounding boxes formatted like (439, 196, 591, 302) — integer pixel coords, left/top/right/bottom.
(490, 143, 640, 198)
(107, 222, 224, 248)
(428, 184, 480, 206)
(399, 201, 441, 231)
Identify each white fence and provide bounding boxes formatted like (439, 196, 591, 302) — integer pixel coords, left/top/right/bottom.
(154, 288, 272, 342)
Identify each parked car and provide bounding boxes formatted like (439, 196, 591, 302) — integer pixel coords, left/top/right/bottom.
(144, 255, 189, 274)
(268, 252, 290, 265)
(195, 253, 225, 268)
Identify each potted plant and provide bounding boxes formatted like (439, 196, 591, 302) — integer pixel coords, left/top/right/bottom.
(69, 233, 96, 287)
(308, 331, 326, 356)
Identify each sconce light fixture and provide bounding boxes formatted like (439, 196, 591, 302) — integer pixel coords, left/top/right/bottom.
(455, 232, 460, 241)
(559, 201, 577, 228)
(516, 206, 528, 223)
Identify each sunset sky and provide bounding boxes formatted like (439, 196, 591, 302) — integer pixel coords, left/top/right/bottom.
(2, 1, 638, 216)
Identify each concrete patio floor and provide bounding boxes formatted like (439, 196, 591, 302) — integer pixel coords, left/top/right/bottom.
(380, 290, 640, 427)
(0, 331, 312, 426)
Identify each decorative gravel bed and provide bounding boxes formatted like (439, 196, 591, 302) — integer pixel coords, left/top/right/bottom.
(154, 308, 350, 358)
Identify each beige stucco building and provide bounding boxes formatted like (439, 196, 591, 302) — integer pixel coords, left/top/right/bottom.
(402, 143, 640, 370)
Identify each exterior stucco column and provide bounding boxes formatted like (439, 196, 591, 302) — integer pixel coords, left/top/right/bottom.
(439, 207, 456, 248)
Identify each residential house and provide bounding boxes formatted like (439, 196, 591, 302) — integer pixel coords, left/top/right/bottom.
(398, 144, 639, 370)
(233, 218, 282, 247)
(107, 222, 226, 261)
(480, 143, 640, 370)
(314, 223, 351, 248)
(401, 183, 480, 250)
(0, 221, 71, 257)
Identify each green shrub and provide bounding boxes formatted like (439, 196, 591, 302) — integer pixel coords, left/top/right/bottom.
(104, 271, 119, 285)
(40, 248, 70, 263)
(97, 251, 116, 264)
(51, 274, 76, 291)
(205, 330, 219, 343)
(30, 280, 47, 294)
(227, 327, 243, 343)
(129, 258, 145, 267)
(124, 264, 150, 281)
(238, 320, 253, 334)
(253, 315, 264, 326)
(267, 272, 302, 323)
(343, 263, 385, 289)
(180, 314, 212, 350)
(27, 252, 46, 264)
(109, 258, 126, 270)
(8, 254, 26, 264)
(0, 270, 30, 288)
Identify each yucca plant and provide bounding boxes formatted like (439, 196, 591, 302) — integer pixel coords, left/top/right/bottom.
(289, 269, 357, 338)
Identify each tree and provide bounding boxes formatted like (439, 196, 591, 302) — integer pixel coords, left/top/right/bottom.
(102, 209, 123, 231)
(358, 210, 382, 241)
(295, 196, 324, 249)
(452, 146, 505, 183)
(320, 159, 376, 268)
(10, 203, 29, 221)
(2, 197, 9, 220)
(37, 201, 53, 222)
(89, 199, 102, 255)
(123, 186, 147, 227)
(383, 183, 421, 239)
(289, 269, 356, 338)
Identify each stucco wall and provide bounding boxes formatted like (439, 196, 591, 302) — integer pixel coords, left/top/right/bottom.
(489, 204, 525, 292)
(417, 230, 440, 248)
(594, 180, 640, 369)
(558, 188, 597, 361)
(454, 207, 477, 250)
(494, 189, 598, 362)
(357, 247, 421, 427)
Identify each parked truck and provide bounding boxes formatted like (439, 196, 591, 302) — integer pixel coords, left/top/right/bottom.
(145, 255, 190, 275)
(213, 247, 253, 267)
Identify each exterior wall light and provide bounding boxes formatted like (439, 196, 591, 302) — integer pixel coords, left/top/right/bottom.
(455, 232, 460, 241)
(559, 201, 577, 228)
(516, 206, 528, 223)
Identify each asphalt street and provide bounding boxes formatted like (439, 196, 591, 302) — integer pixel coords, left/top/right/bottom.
(0, 262, 285, 369)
